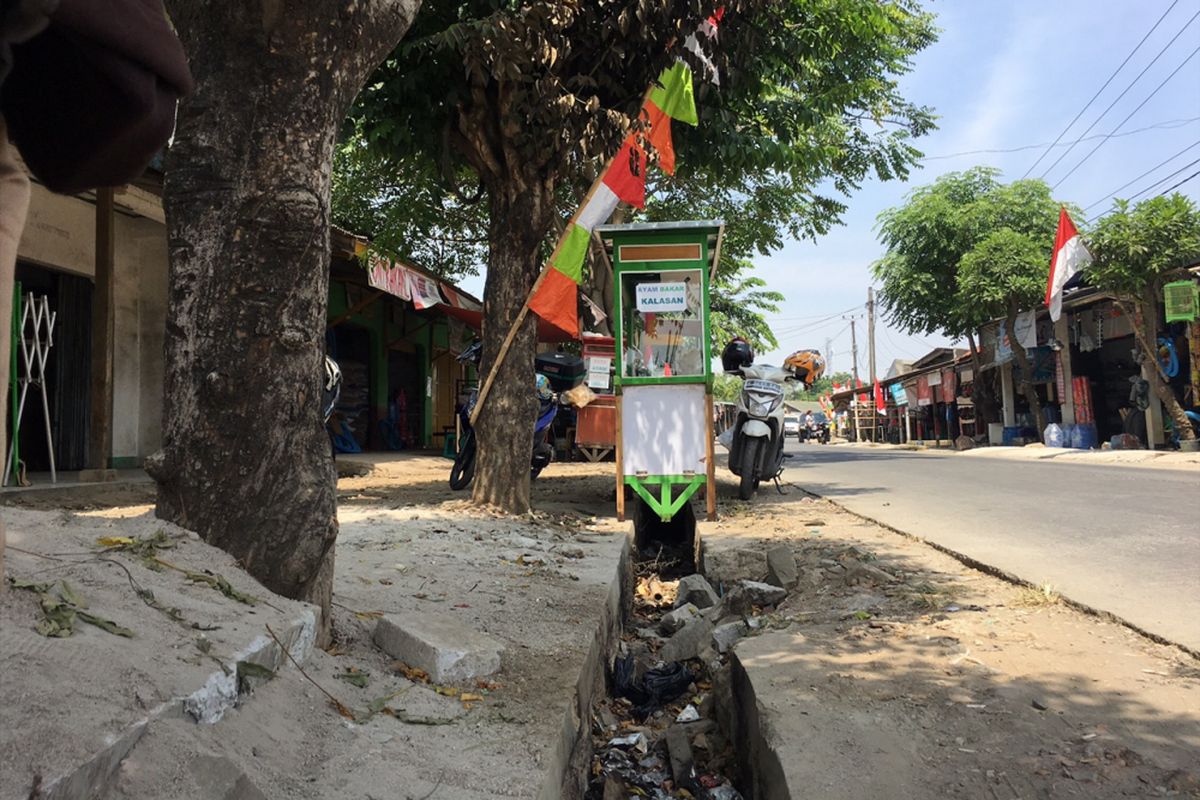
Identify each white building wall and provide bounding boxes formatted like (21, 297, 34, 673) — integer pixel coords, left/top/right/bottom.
(16, 183, 168, 466)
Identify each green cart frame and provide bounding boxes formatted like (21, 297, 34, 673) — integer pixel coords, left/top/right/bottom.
(596, 220, 724, 522)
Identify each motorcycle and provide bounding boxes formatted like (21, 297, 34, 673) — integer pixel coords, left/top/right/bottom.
(802, 413, 831, 444)
(449, 342, 559, 491)
(720, 340, 825, 500)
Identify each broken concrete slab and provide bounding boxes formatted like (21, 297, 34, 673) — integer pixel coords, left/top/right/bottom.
(739, 580, 787, 607)
(702, 547, 768, 590)
(661, 617, 715, 663)
(665, 724, 696, 786)
(660, 603, 702, 634)
(765, 545, 798, 589)
(712, 620, 747, 654)
(674, 574, 720, 609)
(373, 613, 503, 683)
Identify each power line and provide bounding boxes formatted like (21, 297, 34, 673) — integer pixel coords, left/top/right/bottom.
(1053, 42, 1200, 190)
(1155, 167, 1200, 195)
(1021, 0, 1183, 179)
(1083, 140, 1200, 211)
(1087, 158, 1200, 223)
(1039, 7, 1200, 183)
(924, 117, 1200, 161)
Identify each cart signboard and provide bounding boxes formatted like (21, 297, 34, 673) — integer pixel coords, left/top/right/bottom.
(596, 220, 723, 522)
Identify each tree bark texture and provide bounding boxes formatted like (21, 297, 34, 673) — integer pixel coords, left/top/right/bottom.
(1005, 301, 1046, 440)
(149, 0, 418, 641)
(1122, 296, 1197, 443)
(965, 329, 997, 425)
(470, 179, 556, 513)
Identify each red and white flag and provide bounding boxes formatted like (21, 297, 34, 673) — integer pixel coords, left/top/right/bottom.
(1045, 208, 1091, 322)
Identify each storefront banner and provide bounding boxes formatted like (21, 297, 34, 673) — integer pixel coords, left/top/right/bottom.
(890, 383, 907, 406)
(635, 281, 689, 312)
(367, 255, 412, 301)
(442, 285, 481, 311)
(996, 310, 1038, 362)
(917, 375, 932, 406)
(926, 370, 942, 386)
(407, 270, 445, 310)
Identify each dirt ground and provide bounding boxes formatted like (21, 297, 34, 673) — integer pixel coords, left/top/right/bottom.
(1, 452, 1197, 799)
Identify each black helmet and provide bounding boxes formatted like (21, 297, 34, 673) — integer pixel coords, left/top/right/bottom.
(721, 338, 754, 373)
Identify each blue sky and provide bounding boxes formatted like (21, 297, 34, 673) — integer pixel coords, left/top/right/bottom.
(461, 1, 1200, 374)
(755, 0, 1200, 376)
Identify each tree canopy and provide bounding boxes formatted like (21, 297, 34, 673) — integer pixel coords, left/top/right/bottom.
(1087, 194, 1200, 298)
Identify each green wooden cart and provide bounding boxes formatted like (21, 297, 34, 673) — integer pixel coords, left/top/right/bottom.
(596, 220, 724, 523)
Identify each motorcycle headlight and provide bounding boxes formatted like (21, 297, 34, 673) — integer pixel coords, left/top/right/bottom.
(747, 392, 782, 417)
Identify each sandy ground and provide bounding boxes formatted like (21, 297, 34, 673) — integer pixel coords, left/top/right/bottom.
(2, 451, 1197, 799)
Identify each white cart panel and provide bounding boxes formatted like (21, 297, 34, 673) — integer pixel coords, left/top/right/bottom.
(620, 383, 708, 476)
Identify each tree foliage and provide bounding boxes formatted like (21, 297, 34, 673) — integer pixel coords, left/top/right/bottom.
(1087, 194, 1200, 298)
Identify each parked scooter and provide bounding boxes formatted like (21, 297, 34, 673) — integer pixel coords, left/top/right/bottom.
(449, 342, 559, 490)
(720, 340, 825, 500)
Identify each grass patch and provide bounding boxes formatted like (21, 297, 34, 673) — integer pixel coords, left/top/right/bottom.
(1016, 582, 1061, 607)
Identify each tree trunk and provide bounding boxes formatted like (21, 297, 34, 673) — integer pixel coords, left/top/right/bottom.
(1005, 301, 1046, 440)
(470, 178, 556, 513)
(1121, 296, 1196, 443)
(148, 0, 419, 644)
(965, 329, 996, 424)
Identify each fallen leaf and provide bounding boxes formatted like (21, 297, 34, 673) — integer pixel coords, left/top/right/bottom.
(96, 536, 135, 548)
(353, 609, 385, 621)
(459, 692, 484, 702)
(434, 685, 460, 697)
(334, 667, 371, 689)
(77, 611, 134, 637)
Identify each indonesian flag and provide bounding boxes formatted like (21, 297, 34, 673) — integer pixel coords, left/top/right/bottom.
(874, 380, 886, 413)
(1045, 208, 1092, 322)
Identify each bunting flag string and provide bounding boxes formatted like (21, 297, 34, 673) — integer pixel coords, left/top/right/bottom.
(472, 9, 724, 427)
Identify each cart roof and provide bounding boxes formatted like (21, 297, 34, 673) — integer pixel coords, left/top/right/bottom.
(594, 220, 725, 277)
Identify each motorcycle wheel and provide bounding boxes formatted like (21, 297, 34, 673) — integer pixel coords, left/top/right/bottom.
(449, 431, 476, 490)
(738, 437, 763, 501)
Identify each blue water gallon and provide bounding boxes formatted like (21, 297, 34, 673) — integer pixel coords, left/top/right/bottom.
(1070, 423, 1097, 449)
(1044, 423, 1065, 448)
(1002, 426, 1022, 446)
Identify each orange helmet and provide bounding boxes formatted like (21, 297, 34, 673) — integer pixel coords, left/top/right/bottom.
(784, 349, 826, 387)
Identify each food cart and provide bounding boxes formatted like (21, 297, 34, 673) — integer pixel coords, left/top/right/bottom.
(595, 220, 723, 523)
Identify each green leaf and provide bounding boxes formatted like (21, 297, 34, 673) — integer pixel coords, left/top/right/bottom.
(76, 611, 135, 638)
(335, 668, 371, 689)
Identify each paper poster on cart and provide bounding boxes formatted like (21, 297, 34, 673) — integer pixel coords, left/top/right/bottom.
(636, 282, 688, 312)
(586, 356, 612, 390)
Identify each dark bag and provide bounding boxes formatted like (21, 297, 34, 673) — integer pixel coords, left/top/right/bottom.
(1, 0, 193, 193)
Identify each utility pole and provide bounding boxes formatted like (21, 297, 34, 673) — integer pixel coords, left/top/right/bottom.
(847, 318, 860, 387)
(867, 286, 877, 385)
(824, 336, 832, 373)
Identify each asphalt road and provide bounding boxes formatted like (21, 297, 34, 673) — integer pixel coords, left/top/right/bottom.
(782, 441, 1200, 652)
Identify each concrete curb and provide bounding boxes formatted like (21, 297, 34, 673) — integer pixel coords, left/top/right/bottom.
(38, 607, 317, 799)
(537, 534, 633, 800)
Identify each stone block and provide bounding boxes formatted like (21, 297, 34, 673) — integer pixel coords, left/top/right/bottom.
(765, 545, 798, 589)
(373, 614, 503, 683)
(711, 621, 747, 654)
(739, 580, 787, 607)
(660, 618, 715, 663)
(674, 574, 719, 610)
(660, 603, 702, 635)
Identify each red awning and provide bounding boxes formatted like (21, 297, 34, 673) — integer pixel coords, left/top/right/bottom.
(438, 304, 577, 343)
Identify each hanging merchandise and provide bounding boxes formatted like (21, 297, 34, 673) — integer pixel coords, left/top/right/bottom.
(1157, 337, 1180, 378)
(1163, 280, 1198, 323)
(4, 293, 57, 486)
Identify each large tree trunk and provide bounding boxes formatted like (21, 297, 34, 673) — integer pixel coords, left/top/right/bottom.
(1122, 295, 1197, 444)
(1005, 301, 1046, 440)
(470, 178, 556, 513)
(147, 0, 419, 643)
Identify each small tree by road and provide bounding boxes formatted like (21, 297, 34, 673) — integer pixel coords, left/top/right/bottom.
(1087, 194, 1200, 444)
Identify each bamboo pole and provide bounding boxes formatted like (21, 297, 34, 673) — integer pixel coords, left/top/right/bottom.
(615, 394, 625, 522)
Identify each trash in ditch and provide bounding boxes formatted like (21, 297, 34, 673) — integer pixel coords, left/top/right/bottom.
(635, 574, 679, 608)
(676, 704, 700, 723)
(609, 732, 649, 753)
(614, 655, 693, 719)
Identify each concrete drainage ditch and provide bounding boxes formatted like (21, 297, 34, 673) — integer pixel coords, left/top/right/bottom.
(540, 501, 789, 800)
